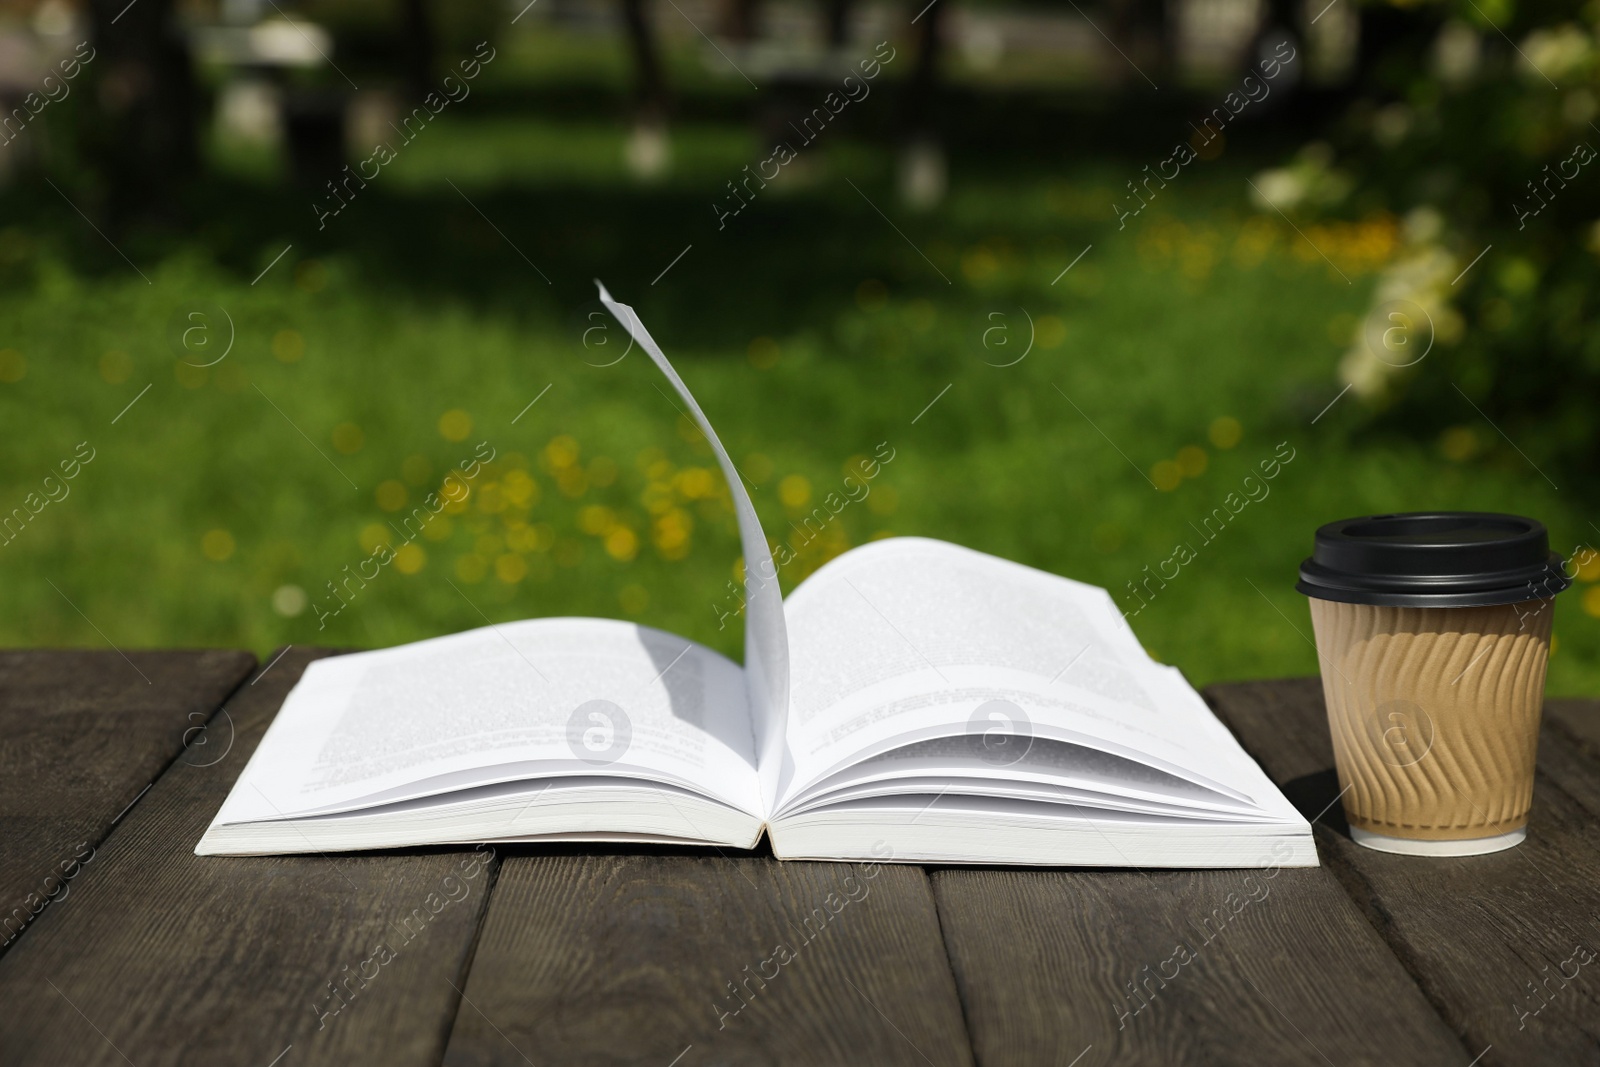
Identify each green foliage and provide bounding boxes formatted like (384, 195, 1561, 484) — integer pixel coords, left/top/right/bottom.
(1271, 0, 1600, 479)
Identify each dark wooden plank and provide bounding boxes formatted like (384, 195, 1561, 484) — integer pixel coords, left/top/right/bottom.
(932, 863, 1466, 1065)
(1208, 678, 1600, 1066)
(441, 851, 975, 1066)
(0, 648, 499, 1067)
(1545, 697, 1600, 762)
(1536, 700, 1600, 823)
(0, 649, 256, 955)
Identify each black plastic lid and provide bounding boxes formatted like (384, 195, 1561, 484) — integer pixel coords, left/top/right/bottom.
(1296, 512, 1571, 607)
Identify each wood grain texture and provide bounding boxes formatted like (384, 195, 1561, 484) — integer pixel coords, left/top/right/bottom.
(1207, 678, 1600, 1066)
(933, 863, 1466, 1066)
(1537, 700, 1600, 824)
(1545, 698, 1600, 763)
(0, 649, 255, 956)
(0, 648, 498, 1067)
(441, 851, 974, 1067)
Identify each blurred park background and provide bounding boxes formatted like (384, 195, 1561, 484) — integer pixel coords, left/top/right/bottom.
(1, 0, 1599, 691)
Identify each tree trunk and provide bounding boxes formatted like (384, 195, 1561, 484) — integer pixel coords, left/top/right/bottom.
(898, 0, 947, 207)
(1110, 0, 1171, 86)
(724, 0, 760, 42)
(824, 0, 851, 47)
(620, 0, 669, 122)
(399, 0, 436, 102)
(83, 0, 199, 224)
(903, 0, 943, 139)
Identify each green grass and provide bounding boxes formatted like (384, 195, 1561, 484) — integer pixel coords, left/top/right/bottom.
(4, 62, 1600, 697)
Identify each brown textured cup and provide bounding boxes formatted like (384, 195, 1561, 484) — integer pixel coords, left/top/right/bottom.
(1299, 512, 1569, 855)
(1309, 598, 1553, 850)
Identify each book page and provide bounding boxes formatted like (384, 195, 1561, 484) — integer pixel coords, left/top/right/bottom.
(211, 618, 761, 826)
(598, 283, 789, 816)
(781, 734, 1267, 818)
(779, 538, 1266, 806)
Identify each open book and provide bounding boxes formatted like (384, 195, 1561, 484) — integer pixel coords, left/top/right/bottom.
(198, 285, 1315, 867)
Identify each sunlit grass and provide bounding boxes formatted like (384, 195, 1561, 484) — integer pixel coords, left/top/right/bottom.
(4, 92, 1598, 698)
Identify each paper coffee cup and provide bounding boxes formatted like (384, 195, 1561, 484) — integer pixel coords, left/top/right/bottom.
(1297, 513, 1570, 856)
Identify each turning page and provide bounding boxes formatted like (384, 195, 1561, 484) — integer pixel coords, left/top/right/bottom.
(199, 284, 792, 853)
(598, 283, 791, 815)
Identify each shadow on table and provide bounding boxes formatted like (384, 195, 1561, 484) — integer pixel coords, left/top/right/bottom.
(1282, 767, 1352, 838)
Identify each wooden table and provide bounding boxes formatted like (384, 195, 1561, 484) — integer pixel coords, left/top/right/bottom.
(3, 647, 1598, 1066)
